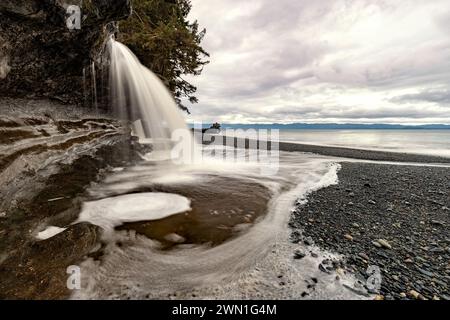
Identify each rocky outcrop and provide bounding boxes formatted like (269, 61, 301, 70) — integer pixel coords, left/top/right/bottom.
(0, 97, 148, 299)
(0, 0, 131, 105)
(0, 2, 139, 299)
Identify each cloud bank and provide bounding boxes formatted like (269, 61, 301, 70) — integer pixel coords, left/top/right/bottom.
(185, 0, 450, 124)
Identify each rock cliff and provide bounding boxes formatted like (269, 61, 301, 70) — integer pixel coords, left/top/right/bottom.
(0, 0, 131, 106)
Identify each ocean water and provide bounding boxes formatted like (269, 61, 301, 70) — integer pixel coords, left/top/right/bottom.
(278, 129, 450, 158)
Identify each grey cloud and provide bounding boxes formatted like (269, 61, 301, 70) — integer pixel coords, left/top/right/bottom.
(187, 0, 450, 124)
(316, 107, 449, 119)
(435, 10, 450, 33)
(392, 89, 450, 105)
(267, 104, 448, 120)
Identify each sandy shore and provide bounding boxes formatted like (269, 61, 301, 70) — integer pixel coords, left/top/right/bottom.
(289, 162, 449, 300)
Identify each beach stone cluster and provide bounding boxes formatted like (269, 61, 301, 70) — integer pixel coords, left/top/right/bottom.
(289, 162, 450, 300)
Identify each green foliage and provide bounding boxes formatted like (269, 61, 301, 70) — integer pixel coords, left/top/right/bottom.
(118, 0, 209, 112)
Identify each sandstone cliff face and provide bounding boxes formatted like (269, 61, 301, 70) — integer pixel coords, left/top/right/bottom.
(0, 0, 131, 106)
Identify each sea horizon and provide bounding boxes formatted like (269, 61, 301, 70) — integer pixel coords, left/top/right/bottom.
(189, 122, 450, 130)
(192, 124, 450, 158)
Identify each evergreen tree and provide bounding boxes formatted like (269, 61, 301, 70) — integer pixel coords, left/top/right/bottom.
(119, 0, 209, 112)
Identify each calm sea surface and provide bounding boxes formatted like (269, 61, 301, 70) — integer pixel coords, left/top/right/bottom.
(277, 129, 450, 158)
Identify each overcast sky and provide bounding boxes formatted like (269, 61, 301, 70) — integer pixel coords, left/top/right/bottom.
(184, 0, 450, 124)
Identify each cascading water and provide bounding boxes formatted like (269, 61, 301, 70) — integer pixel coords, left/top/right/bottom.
(91, 61, 98, 113)
(107, 37, 192, 152)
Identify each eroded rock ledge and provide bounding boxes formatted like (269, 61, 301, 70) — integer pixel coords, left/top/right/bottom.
(0, 98, 146, 299)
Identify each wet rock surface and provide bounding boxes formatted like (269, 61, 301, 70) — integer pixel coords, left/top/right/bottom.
(289, 162, 450, 300)
(0, 223, 100, 299)
(0, 100, 145, 299)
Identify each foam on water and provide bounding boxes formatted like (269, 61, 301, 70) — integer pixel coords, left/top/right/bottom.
(76, 193, 191, 230)
(36, 226, 67, 240)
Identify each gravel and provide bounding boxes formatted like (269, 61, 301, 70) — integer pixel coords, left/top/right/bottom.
(289, 162, 450, 300)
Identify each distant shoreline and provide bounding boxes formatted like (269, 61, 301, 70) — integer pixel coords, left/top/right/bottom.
(190, 123, 450, 130)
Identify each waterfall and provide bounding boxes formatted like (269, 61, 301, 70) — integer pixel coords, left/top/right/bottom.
(91, 61, 98, 113)
(107, 38, 192, 153)
(82, 67, 87, 107)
